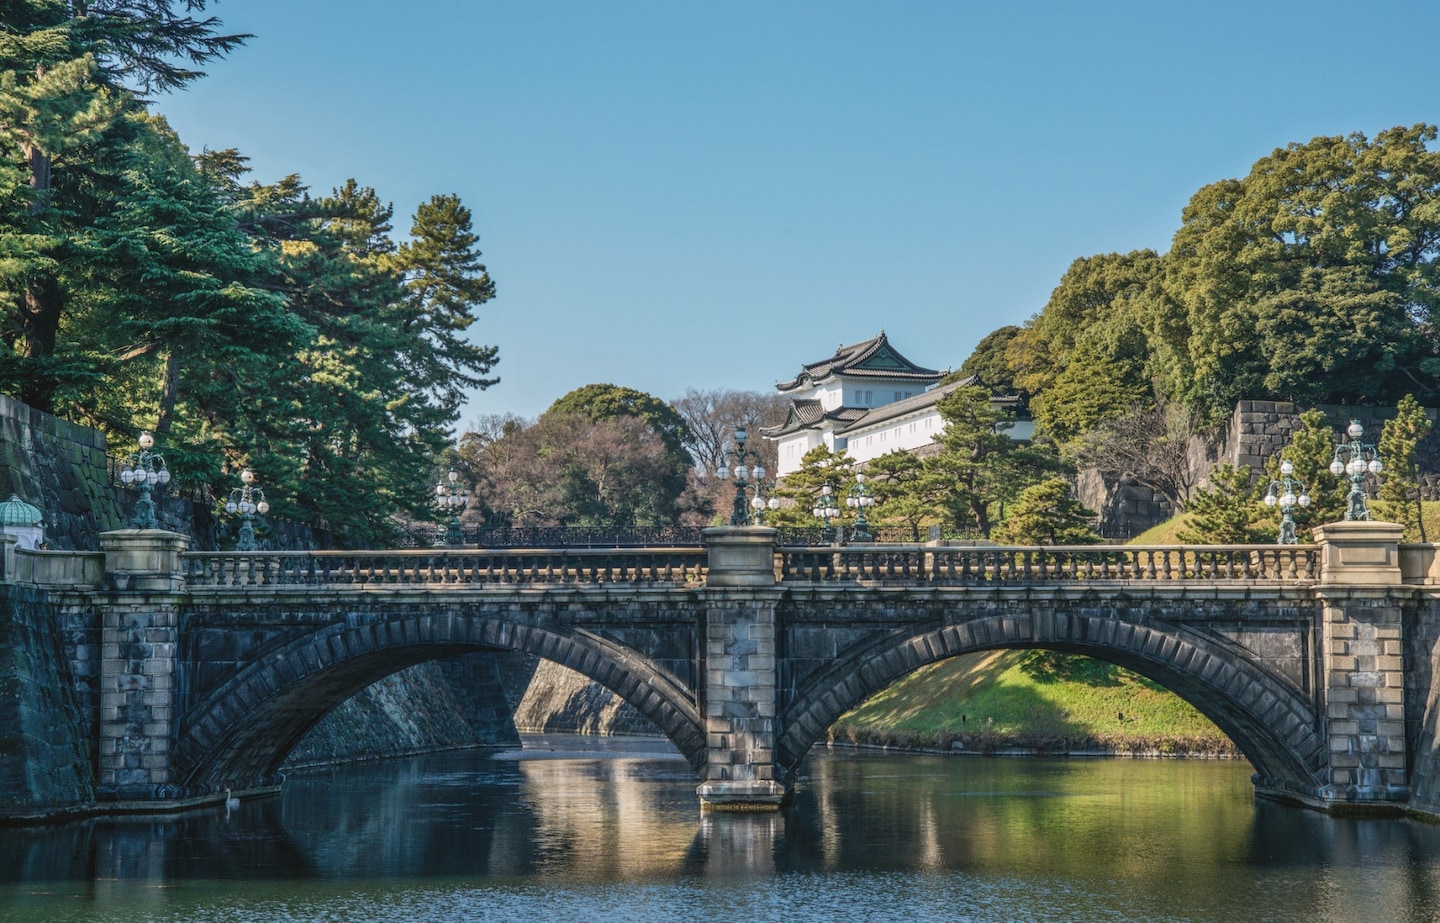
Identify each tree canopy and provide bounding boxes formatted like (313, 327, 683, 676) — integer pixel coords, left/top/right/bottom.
(988, 125, 1440, 439)
(0, 8, 501, 545)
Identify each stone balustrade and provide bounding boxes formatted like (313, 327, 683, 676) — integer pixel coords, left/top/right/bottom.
(181, 548, 709, 588)
(2, 541, 1337, 591)
(777, 544, 1322, 585)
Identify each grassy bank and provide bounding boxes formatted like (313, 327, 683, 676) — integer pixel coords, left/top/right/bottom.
(828, 650, 1238, 757)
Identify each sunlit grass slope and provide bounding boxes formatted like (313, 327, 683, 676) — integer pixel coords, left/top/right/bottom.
(828, 650, 1237, 756)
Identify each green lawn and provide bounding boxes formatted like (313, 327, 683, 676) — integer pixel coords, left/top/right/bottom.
(828, 650, 1236, 756)
(830, 503, 1440, 758)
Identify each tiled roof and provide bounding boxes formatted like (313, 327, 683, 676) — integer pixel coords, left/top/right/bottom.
(760, 401, 869, 438)
(776, 332, 943, 392)
(835, 376, 1025, 435)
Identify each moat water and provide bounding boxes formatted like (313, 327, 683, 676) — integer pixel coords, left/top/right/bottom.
(4, 735, 1440, 923)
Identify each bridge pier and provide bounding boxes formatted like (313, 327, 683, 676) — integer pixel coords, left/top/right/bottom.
(95, 530, 188, 802)
(698, 528, 787, 811)
(1312, 522, 1411, 809)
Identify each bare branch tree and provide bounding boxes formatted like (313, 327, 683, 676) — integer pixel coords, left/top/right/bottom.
(1070, 403, 1201, 509)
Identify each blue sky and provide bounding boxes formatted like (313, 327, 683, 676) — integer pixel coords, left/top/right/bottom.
(159, 1, 1440, 423)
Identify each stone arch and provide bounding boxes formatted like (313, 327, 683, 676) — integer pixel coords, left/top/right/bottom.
(777, 608, 1326, 798)
(174, 612, 704, 794)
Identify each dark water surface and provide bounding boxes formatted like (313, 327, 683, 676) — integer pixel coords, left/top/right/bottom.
(4, 735, 1440, 922)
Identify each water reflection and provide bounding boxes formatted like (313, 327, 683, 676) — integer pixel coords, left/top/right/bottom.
(5, 738, 1440, 923)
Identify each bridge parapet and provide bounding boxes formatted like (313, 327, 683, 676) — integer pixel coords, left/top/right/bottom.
(181, 548, 708, 588)
(777, 544, 1321, 586)
(0, 535, 104, 588)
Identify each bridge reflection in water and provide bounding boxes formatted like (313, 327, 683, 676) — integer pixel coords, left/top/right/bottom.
(3, 743, 1440, 923)
(9, 519, 1440, 818)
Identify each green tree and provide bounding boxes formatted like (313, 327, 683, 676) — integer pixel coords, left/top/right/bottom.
(546, 383, 693, 466)
(865, 449, 934, 541)
(0, 1, 246, 410)
(768, 444, 855, 530)
(1029, 339, 1148, 444)
(1269, 408, 1346, 537)
(1179, 465, 1271, 544)
(1161, 126, 1440, 420)
(1377, 395, 1433, 540)
(1007, 250, 1160, 435)
(388, 193, 499, 422)
(953, 325, 1022, 394)
(923, 385, 1059, 537)
(990, 478, 1100, 545)
(535, 384, 695, 526)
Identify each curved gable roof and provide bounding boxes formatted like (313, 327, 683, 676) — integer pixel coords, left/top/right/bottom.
(776, 332, 942, 393)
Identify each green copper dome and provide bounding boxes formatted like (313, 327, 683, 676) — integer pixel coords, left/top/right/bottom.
(0, 494, 42, 527)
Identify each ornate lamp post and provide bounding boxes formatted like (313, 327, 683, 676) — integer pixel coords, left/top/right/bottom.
(811, 480, 841, 543)
(716, 428, 767, 526)
(1329, 420, 1383, 521)
(1262, 459, 1310, 545)
(435, 468, 468, 546)
(845, 471, 876, 543)
(749, 483, 781, 526)
(224, 469, 270, 551)
(119, 431, 171, 529)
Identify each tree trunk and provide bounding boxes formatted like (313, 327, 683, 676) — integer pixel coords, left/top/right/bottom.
(156, 352, 182, 436)
(18, 144, 60, 412)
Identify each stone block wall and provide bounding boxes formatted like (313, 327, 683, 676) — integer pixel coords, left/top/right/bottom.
(1406, 597, 1440, 814)
(1321, 591, 1409, 802)
(1222, 401, 1440, 481)
(1082, 399, 1440, 537)
(0, 393, 217, 551)
(0, 585, 94, 810)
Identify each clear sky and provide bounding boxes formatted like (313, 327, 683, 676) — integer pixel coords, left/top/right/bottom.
(158, 1, 1440, 424)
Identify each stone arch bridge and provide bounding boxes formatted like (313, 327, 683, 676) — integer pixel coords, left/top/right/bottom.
(8, 522, 1440, 816)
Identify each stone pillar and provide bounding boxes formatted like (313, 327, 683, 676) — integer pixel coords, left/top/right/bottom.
(699, 527, 785, 810)
(1314, 521, 1410, 807)
(95, 530, 189, 802)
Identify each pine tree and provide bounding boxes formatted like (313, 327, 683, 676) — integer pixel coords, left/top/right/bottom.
(866, 449, 934, 541)
(767, 445, 855, 531)
(0, 1, 246, 410)
(990, 478, 1100, 545)
(1377, 395, 1433, 541)
(922, 385, 1059, 537)
(1179, 465, 1271, 544)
